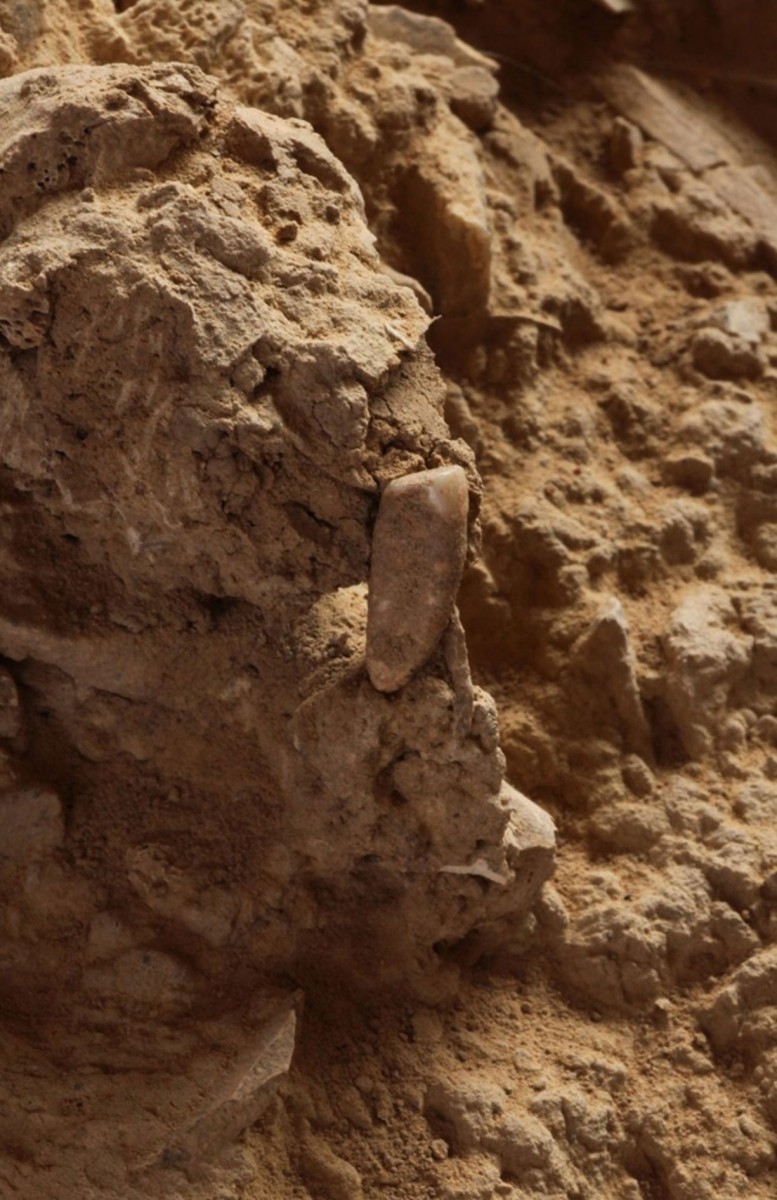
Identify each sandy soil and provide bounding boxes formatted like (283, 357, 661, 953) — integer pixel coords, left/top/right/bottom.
(1, 2, 777, 1198)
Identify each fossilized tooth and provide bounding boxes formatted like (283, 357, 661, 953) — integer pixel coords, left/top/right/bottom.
(367, 464, 469, 692)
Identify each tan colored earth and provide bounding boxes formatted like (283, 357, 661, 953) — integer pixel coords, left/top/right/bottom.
(1, 2, 777, 1198)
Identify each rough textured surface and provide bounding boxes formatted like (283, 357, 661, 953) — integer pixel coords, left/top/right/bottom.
(2, 1, 777, 1198)
(0, 44, 555, 1200)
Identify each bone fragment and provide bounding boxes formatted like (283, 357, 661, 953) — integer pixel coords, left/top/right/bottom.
(438, 859, 511, 886)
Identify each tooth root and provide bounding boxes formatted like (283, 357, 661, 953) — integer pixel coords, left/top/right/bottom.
(366, 465, 469, 693)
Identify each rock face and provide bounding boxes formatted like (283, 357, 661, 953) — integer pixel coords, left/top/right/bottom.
(0, 60, 551, 1016)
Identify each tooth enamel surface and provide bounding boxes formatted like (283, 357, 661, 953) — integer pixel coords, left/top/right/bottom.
(366, 465, 469, 692)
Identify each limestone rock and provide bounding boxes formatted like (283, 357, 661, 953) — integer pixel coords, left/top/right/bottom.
(658, 498, 710, 565)
(676, 398, 767, 481)
(0, 63, 217, 244)
(366, 6, 495, 72)
(651, 181, 760, 270)
(0, 26, 18, 76)
(160, 1000, 297, 1170)
(738, 590, 777, 693)
(663, 451, 715, 494)
(448, 66, 500, 133)
(691, 326, 765, 380)
(589, 800, 668, 853)
(394, 124, 493, 316)
(552, 156, 635, 262)
(661, 588, 753, 758)
(752, 524, 777, 571)
(609, 117, 643, 175)
(710, 297, 771, 345)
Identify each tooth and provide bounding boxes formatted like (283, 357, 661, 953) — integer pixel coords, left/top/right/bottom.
(366, 465, 469, 692)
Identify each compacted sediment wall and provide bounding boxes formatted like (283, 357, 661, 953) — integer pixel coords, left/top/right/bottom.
(1, 2, 777, 1198)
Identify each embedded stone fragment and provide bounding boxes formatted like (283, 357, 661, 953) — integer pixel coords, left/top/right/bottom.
(366, 5, 496, 72)
(661, 588, 753, 759)
(609, 116, 643, 175)
(367, 465, 469, 693)
(159, 1000, 297, 1169)
(438, 780, 554, 894)
(449, 66, 500, 133)
(691, 326, 764, 381)
(710, 298, 770, 345)
(677, 398, 767, 480)
(663, 451, 715, 494)
(502, 782, 557, 908)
